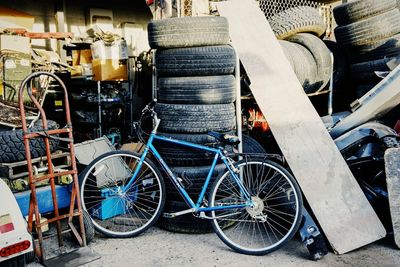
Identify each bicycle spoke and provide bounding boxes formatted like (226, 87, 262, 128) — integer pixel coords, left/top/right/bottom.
(210, 160, 302, 255)
(81, 151, 164, 237)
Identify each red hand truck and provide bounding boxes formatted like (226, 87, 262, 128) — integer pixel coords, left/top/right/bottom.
(18, 71, 86, 261)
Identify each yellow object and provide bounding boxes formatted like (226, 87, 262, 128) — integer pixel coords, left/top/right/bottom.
(0, 80, 3, 97)
(72, 49, 92, 66)
(54, 100, 63, 107)
(0, 7, 34, 30)
(25, 215, 49, 232)
(92, 59, 128, 81)
(71, 65, 83, 76)
(57, 174, 73, 185)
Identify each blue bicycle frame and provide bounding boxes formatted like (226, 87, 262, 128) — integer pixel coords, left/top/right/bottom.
(122, 129, 253, 213)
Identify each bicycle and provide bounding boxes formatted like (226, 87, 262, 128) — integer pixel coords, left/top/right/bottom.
(80, 101, 303, 255)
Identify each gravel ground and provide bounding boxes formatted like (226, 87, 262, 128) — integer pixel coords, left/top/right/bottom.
(27, 227, 400, 267)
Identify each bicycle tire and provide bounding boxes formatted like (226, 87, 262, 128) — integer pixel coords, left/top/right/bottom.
(209, 158, 303, 255)
(80, 150, 166, 238)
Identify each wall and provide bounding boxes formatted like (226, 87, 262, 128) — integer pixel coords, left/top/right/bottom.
(0, 0, 152, 55)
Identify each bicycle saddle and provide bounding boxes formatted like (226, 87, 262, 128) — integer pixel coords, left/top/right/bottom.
(208, 131, 240, 145)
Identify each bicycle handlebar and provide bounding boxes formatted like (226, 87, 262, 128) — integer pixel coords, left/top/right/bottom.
(142, 99, 157, 113)
(140, 99, 160, 133)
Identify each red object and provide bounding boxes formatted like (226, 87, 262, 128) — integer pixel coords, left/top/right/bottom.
(394, 120, 400, 134)
(146, 0, 154, 5)
(5, 28, 73, 39)
(0, 223, 14, 234)
(0, 240, 30, 257)
(19, 72, 86, 261)
(247, 107, 270, 133)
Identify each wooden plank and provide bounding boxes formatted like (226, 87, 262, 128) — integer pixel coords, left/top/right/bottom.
(385, 148, 400, 249)
(216, 0, 386, 254)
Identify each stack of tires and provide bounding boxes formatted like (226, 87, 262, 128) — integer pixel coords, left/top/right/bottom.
(268, 6, 333, 95)
(147, 16, 237, 233)
(334, 0, 400, 97)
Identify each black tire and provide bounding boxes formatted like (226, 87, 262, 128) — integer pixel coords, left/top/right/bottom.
(0, 120, 59, 163)
(350, 57, 391, 83)
(156, 46, 236, 77)
(287, 33, 332, 92)
(268, 6, 326, 40)
(82, 210, 95, 244)
(155, 103, 236, 133)
(280, 40, 318, 93)
(158, 75, 236, 104)
(158, 200, 213, 234)
(157, 131, 235, 145)
(209, 158, 303, 255)
(155, 132, 234, 166)
(348, 33, 400, 63)
(323, 40, 347, 90)
(71, 210, 95, 245)
(351, 72, 383, 84)
(148, 17, 230, 49)
(334, 9, 400, 47)
(242, 134, 266, 154)
(164, 164, 227, 201)
(333, 0, 396, 26)
(2, 255, 26, 267)
(80, 150, 166, 238)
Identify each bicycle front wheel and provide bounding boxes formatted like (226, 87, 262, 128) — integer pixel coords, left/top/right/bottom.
(209, 158, 302, 255)
(80, 150, 165, 238)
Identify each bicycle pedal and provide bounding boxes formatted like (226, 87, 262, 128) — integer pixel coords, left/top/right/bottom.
(162, 213, 174, 218)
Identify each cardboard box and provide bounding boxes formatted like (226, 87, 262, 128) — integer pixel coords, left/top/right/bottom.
(71, 50, 80, 66)
(80, 49, 93, 64)
(0, 35, 31, 54)
(72, 49, 93, 66)
(2, 53, 31, 81)
(0, 7, 34, 30)
(121, 142, 145, 153)
(91, 39, 128, 60)
(71, 65, 83, 77)
(92, 59, 128, 81)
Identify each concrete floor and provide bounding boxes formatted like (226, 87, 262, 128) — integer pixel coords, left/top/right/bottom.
(73, 227, 400, 267)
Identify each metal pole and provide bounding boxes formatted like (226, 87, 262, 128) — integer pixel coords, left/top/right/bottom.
(234, 46, 243, 154)
(97, 81, 102, 136)
(152, 51, 157, 100)
(328, 52, 334, 115)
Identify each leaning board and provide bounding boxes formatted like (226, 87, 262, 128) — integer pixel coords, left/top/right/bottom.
(216, 0, 386, 254)
(385, 148, 400, 249)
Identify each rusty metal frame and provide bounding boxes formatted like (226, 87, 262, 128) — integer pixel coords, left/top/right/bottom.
(18, 71, 86, 261)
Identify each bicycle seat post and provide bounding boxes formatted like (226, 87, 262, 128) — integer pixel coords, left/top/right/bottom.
(152, 113, 161, 134)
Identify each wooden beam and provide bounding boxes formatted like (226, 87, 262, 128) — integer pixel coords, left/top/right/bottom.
(55, 0, 67, 61)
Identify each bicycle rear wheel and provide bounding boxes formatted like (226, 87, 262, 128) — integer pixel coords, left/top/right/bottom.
(209, 158, 302, 255)
(80, 150, 165, 238)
